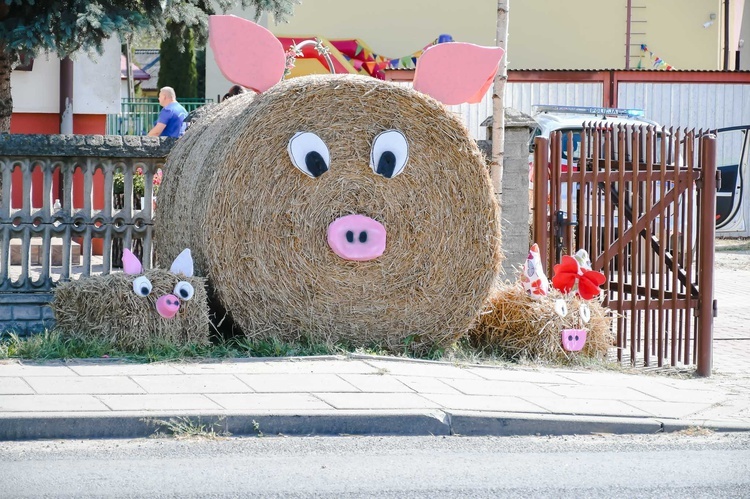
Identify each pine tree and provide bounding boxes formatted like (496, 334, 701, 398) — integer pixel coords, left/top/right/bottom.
(158, 26, 198, 99)
(0, 0, 300, 133)
(196, 48, 207, 99)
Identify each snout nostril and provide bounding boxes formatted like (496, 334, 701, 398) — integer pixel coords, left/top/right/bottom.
(346, 230, 354, 243)
(359, 231, 367, 243)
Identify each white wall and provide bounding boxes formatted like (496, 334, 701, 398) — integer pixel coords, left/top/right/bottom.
(11, 37, 120, 115)
(268, 0, 496, 57)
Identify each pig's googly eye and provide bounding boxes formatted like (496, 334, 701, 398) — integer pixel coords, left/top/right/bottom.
(579, 304, 591, 324)
(288, 132, 330, 178)
(133, 276, 152, 297)
(174, 281, 194, 301)
(554, 299, 568, 318)
(370, 130, 408, 179)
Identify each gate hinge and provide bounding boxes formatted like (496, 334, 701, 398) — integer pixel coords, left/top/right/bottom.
(716, 170, 722, 190)
(713, 299, 718, 318)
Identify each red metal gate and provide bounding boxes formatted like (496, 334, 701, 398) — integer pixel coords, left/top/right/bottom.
(533, 125, 718, 375)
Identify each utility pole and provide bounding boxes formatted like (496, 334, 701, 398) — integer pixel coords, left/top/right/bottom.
(491, 0, 509, 208)
(125, 35, 135, 100)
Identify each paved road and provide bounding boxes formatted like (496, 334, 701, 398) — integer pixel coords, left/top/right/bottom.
(2, 433, 749, 498)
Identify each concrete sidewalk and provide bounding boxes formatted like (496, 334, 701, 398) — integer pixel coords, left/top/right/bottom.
(2, 355, 749, 440)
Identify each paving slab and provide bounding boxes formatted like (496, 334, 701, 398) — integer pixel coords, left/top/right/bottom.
(622, 400, 716, 419)
(540, 383, 662, 402)
(130, 374, 253, 394)
(338, 374, 414, 393)
(174, 358, 378, 375)
(0, 377, 34, 395)
(421, 393, 549, 413)
(439, 378, 559, 398)
(68, 363, 184, 376)
(24, 376, 145, 395)
(357, 358, 483, 379)
(467, 367, 579, 384)
(97, 394, 224, 412)
(393, 376, 464, 395)
(207, 393, 334, 411)
(520, 397, 654, 418)
(0, 362, 75, 377)
(314, 392, 440, 410)
(0, 394, 110, 412)
(235, 373, 360, 393)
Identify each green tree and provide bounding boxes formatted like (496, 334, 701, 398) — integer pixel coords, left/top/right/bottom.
(0, 0, 300, 133)
(196, 48, 206, 99)
(158, 26, 198, 99)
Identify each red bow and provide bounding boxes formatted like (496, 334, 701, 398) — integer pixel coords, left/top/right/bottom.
(552, 255, 606, 300)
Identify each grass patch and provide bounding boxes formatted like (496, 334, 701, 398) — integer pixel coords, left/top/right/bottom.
(145, 416, 231, 439)
(0, 329, 620, 372)
(0, 328, 468, 363)
(0, 330, 344, 362)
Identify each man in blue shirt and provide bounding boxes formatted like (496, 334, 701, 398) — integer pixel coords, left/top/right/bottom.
(147, 86, 188, 137)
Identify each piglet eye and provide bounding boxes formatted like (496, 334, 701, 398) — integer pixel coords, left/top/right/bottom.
(288, 132, 330, 178)
(174, 281, 194, 301)
(370, 130, 408, 178)
(133, 276, 152, 297)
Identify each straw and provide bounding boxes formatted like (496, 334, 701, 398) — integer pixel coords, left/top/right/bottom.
(470, 281, 614, 363)
(155, 74, 502, 353)
(52, 269, 210, 350)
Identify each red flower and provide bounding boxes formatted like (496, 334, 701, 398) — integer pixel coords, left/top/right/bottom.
(552, 255, 606, 300)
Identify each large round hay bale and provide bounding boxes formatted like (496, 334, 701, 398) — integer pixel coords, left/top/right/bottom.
(469, 283, 614, 363)
(156, 74, 501, 352)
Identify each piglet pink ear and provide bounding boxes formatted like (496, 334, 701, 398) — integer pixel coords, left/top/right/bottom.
(122, 249, 143, 275)
(209, 15, 286, 93)
(413, 43, 505, 105)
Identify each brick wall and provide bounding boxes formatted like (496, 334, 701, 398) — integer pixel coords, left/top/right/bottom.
(0, 293, 54, 335)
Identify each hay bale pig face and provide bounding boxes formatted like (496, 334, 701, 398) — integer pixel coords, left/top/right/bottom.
(52, 249, 210, 349)
(123, 249, 195, 319)
(155, 17, 505, 351)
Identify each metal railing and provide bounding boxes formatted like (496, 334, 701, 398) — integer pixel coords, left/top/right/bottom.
(533, 125, 717, 375)
(106, 98, 213, 135)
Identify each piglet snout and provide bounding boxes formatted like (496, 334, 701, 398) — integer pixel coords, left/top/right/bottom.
(156, 294, 181, 319)
(327, 214, 386, 261)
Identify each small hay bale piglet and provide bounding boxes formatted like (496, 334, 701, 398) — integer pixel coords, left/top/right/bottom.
(155, 16, 505, 353)
(52, 249, 210, 350)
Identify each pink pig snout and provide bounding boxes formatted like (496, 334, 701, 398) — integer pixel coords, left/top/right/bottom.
(156, 294, 181, 319)
(327, 214, 386, 262)
(561, 329, 587, 352)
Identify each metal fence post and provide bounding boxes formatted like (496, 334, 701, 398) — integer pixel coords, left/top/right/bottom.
(697, 134, 717, 377)
(533, 136, 549, 266)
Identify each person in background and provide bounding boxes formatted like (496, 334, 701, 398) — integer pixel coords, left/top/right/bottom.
(147, 86, 188, 137)
(222, 84, 246, 102)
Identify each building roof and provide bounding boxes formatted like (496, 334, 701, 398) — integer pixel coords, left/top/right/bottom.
(120, 55, 150, 81)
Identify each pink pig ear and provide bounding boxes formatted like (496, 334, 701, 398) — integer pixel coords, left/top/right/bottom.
(413, 42, 505, 105)
(209, 15, 286, 93)
(122, 249, 143, 275)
